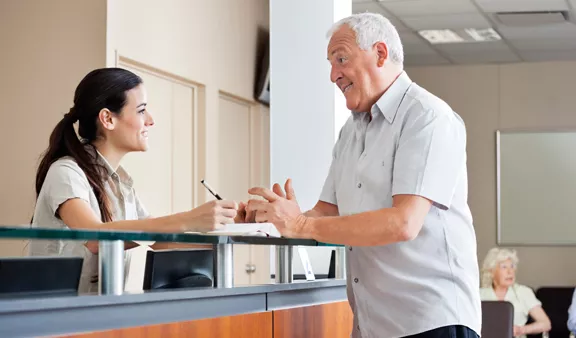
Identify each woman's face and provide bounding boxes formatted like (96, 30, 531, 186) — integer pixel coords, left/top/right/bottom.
(493, 258, 516, 288)
(108, 84, 155, 153)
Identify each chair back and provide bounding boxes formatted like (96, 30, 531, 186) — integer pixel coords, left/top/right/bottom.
(482, 300, 514, 338)
(535, 287, 575, 338)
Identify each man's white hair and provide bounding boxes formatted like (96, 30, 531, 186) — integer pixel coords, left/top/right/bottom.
(480, 247, 519, 288)
(327, 12, 404, 65)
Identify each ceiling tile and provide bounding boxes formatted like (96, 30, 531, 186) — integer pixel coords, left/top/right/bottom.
(398, 31, 425, 44)
(474, 0, 569, 13)
(392, 31, 444, 60)
(402, 12, 491, 30)
(397, 31, 445, 55)
(519, 50, 576, 62)
(507, 37, 576, 51)
(378, 0, 478, 16)
(352, 2, 410, 31)
(353, 0, 373, 2)
(445, 49, 521, 64)
(404, 54, 452, 66)
(404, 41, 442, 55)
(497, 22, 576, 40)
(434, 40, 513, 53)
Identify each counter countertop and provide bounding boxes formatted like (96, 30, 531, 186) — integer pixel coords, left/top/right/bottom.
(0, 279, 348, 338)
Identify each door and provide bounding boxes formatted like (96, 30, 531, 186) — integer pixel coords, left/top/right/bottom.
(218, 94, 271, 285)
(118, 61, 198, 216)
(117, 58, 201, 292)
(250, 105, 271, 285)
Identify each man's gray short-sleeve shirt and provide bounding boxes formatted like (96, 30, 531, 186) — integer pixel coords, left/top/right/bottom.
(320, 72, 481, 338)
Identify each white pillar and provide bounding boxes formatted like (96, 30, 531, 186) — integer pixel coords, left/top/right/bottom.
(270, 0, 351, 276)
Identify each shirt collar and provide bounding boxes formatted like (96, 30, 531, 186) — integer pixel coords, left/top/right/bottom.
(85, 144, 134, 187)
(352, 71, 413, 125)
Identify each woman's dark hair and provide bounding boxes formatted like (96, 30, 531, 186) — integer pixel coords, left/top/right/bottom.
(34, 68, 143, 223)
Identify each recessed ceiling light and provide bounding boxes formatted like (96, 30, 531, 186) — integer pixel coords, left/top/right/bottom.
(417, 28, 502, 44)
(465, 28, 502, 42)
(418, 29, 465, 44)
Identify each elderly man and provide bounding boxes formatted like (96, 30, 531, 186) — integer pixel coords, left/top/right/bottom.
(246, 12, 481, 338)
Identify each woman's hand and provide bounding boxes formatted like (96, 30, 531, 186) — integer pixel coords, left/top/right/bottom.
(513, 325, 525, 337)
(182, 200, 238, 232)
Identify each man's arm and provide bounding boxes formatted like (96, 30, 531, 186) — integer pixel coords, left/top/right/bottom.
(300, 195, 431, 246)
(248, 108, 462, 245)
(299, 109, 464, 246)
(303, 201, 339, 218)
(299, 109, 466, 246)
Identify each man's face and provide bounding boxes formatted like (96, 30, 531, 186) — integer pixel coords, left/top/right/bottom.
(327, 25, 385, 113)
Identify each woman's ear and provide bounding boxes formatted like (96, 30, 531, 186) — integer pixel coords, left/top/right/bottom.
(98, 108, 115, 131)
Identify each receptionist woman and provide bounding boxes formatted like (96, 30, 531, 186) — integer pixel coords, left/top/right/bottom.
(29, 68, 242, 293)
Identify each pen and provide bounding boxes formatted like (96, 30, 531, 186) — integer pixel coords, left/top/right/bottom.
(201, 179, 223, 200)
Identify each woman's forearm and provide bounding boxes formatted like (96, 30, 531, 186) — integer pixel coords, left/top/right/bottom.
(98, 213, 188, 233)
(523, 321, 551, 335)
(60, 199, 190, 234)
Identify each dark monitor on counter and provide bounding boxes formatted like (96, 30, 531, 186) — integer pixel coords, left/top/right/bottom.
(0, 257, 83, 297)
(143, 249, 214, 290)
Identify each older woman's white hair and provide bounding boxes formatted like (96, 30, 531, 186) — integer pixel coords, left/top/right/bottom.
(481, 247, 519, 288)
(326, 12, 404, 65)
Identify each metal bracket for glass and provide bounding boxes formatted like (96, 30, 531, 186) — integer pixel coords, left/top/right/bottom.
(99, 240, 124, 295)
(214, 243, 234, 288)
(275, 245, 293, 283)
(334, 247, 346, 279)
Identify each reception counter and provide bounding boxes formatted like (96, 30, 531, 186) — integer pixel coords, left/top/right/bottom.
(0, 226, 351, 337)
(0, 279, 351, 338)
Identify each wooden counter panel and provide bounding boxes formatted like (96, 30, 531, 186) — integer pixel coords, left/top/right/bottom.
(60, 301, 352, 338)
(273, 301, 353, 338)
(62, 311, 272, 338)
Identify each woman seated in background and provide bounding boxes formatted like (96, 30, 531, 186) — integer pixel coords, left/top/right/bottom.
(29, 68, 243, 293)
(480, 247, 551, 338)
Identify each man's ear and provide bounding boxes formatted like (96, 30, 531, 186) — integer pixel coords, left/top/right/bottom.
(375, 42, 389, 67)
(98, 108, 116, 131)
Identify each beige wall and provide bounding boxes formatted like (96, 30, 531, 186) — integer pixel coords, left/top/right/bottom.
(0, 0, 107, 255)
(0, 0, 269, 256)
(106, 0, 270, 197)
(407, 61, 576, 289)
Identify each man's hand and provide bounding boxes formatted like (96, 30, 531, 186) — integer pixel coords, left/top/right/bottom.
(234, 201, 247, 223)
(246, 179, 310, 238)
(513, 325, 525, 337)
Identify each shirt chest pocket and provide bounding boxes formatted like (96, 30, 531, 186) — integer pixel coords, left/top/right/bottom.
(358, 150, 395, 204)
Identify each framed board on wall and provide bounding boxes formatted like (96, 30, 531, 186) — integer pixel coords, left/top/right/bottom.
(497, 129, 576, 245)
